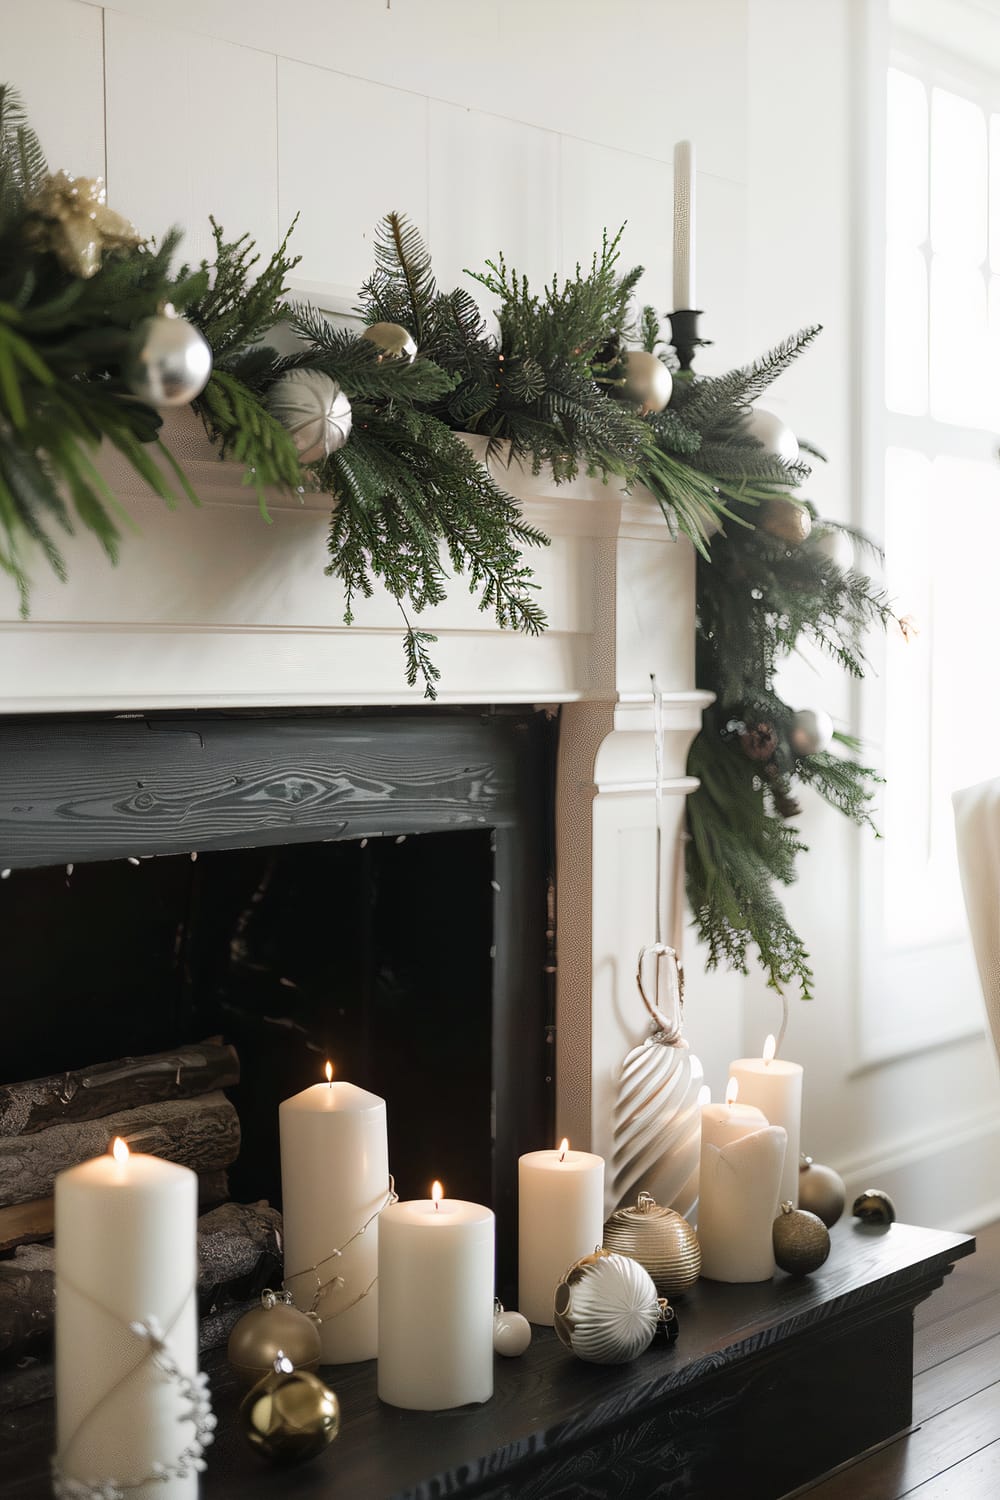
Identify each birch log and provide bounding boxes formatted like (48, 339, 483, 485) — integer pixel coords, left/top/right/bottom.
(0, 1091, 240, 1207)
(0, 1040, 239, 1136)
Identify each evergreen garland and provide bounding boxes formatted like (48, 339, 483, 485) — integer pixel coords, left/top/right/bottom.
(0, 85, 891, 995)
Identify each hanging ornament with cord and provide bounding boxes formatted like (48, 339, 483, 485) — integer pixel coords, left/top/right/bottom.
(611, 675, 704, 1220)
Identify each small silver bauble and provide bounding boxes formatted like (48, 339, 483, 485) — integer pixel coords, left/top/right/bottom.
(624, 350, 673, 415)
(553, 1248, 661, 1364)
(790, 708, 834, 756)
(361, 321, 417, 363)
(124, 304, 212, 407)
(744, 406, 800, 466)
(492, 1300, 531, 1357)
(266, 370, 353, 464)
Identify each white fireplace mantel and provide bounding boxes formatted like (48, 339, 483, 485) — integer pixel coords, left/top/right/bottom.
(0, 414, 711, 1197)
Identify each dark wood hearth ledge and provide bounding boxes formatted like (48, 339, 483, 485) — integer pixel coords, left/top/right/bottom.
(0, 1220, 974, 1500)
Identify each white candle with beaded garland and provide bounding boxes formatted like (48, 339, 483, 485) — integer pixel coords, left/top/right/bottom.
(728, 1036, 803, 1210)
(55, 1140, 199, 1499)
(279, 1064, 389, 1363)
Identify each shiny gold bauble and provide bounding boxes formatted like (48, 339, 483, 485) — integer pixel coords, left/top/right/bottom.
(227, 1292, 322, 1386)
(603, 1191, 701, 1297)
(623, 349, 673, 415)
(361, 321, 417, 363)
(759, 494, 812, 545)
(553, 1248, 661, 1364)
(772, 1201, 831, 1276)
(241, 1356, 340, 1466)
(798, 1156, 846, 1228)
(852, 1188, 897, 1225)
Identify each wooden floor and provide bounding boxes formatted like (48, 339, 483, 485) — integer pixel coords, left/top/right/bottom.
(787, 1220, 1000, 1499)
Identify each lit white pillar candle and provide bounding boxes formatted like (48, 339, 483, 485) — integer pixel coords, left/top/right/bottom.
(279, 1063, 389, 1363)
(55, 1140, 200, 1499)
(673, 140, 697, 309)
(377, 1181, 494, 1410)
(518, 1139, 604, 1325)
(729, 1035, 803, 1210)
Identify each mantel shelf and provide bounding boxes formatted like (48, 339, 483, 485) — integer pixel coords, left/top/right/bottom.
(0, 1220, 974, 1500)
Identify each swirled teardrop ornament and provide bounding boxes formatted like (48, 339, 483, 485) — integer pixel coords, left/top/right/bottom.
(612, 944, 704, 1219)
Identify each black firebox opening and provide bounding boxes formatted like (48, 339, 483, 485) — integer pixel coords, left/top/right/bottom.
(0, 708, 556, 1299)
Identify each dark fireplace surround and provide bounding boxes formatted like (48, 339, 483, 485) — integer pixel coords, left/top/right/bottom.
(0, 707, 555, 1294)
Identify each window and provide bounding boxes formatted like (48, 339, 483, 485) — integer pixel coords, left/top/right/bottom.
(862, 41, 1000, 1062)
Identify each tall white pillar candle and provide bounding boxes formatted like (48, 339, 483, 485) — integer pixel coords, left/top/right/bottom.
(673, 140, 697, 309)
(55, 1142, 199, 1499)
(377, 1183, 494, 1410)
(279, 1066, 389, 1363)
(699, 1124, 788, 1283)
(518, 1140, 604, 1325)
(729, 1037, 803, 1210)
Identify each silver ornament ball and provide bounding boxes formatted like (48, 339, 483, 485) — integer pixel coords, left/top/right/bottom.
(790, 708, 834, 756)
(624, 350, 673, 415)
(267, 370, 353, 464)
(744, 406, 800, 466)
(361, 321, 417, 363)
(809, 526, 853, 571)
(124, 306, 212, 407)
(553, 1248, 661, 1364)
(798, 1156, 846, 1229)
(492, 1302, 531, 1357)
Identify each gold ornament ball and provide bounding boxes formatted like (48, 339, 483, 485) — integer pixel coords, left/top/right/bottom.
(553, 1248, 661, 1364)
(624, 350, 673, 415)
(798, 1156, 846, 1228)
(361, 321, 418, 363)
(759, 494, 812, 545)
(772, 1201, 831, 1276)
(852, 1188, 897, 1225)
(227, 1296, 322, 1386)
(241, 1356, 340, 1466)
(603, 1192, 701, 1297)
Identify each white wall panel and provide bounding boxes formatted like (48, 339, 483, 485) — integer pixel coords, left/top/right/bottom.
(104, 10, 278, 266)
(2, 0, 105, 178)
(277, 60, 429, 290)
(427, 102, 559, 306)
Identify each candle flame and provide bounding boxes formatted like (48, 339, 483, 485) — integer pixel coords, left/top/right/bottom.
(558, 1138, 569, 1162)
(112, 1137, 130, 1163)
(697, 1084, 712, 1107)
(762, 1034, 776, 1065)
(725, 1078, 739, 1107)
(325, 1060, 334, 1084)
(431, 1180, 443, 1209)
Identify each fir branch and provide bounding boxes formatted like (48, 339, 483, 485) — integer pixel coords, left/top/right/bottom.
(675, 325, 823, 435)
(187, 217, 300, 358)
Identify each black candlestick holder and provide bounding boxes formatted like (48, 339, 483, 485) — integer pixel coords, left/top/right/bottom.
(668, 309, 711, 373)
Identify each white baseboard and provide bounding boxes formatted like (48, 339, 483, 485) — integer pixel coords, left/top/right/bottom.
(835, 1103, 1000, 1232)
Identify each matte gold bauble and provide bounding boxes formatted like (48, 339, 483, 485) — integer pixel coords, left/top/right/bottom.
(623, 350, 673, 415)
(759, 495, 812, 545)
(361, 321, 417, 363)
(603, 1191, 701, 1297)
(553, 1248, 661, 1364)
(227, 1290, 322, 1386)
(240, 1355, 340, 1466)
(772, 1201, 831, 1276)
(852, 1188, 897, 1225)
(798, 1156, 846, 1228)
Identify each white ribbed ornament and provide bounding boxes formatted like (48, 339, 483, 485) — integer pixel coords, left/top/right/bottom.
(266, 370, 352, 463)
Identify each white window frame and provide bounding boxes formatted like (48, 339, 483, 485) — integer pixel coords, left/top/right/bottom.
(855, 19, 998, 1068)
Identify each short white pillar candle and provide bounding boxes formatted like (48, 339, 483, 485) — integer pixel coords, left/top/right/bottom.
(699, 1124, 788, 1283)
(279, 1064, 389, 1363)
(728, 1036, 803, 1210)
(55, 1140, 200, 1498)
(377, 1182, 495, 1410)
(518, 1140, 604, 1325)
